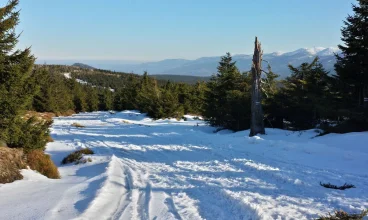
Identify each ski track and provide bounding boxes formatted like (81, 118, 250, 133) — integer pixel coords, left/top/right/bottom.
(1, 111, 368, 220)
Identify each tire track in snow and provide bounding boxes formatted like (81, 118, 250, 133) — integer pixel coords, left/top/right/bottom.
(118, 158, 152, 220)
(76, 156, 129, 220)
(164, 195, 182, 220)
(110, 166, 133, 220)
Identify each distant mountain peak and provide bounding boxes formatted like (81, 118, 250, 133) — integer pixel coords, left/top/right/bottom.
(270, 51, 284, 56)
(72, 63, 96, 69)
(66, 47, 340, 78)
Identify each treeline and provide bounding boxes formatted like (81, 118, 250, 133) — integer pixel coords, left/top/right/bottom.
(113, 72, 206, 118)
(34, 65, 207, 119)
(32, 67, 115, 113)
(203, 54, 345, 132)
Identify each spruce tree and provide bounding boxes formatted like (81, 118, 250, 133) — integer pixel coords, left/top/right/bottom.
(0, 0, 37, 143)
(335, 0, 368, 108)
(273, 58, 333, 129)
(204, 53, 251, 131)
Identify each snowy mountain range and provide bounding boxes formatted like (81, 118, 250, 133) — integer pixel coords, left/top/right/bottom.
(98, 47, 340, 78)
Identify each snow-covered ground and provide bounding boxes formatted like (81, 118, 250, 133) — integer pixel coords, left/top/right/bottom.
(0, 111, 367, 220)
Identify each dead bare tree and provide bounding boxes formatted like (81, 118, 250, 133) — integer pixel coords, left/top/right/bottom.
(249, 37, 265, 137)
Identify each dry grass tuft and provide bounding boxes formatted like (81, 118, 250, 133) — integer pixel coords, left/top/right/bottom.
(47, 135, 54, 143)
(71, 122, 85, 128)
(55, 110, 76, 117)
(24, 111, 55, 123)
(63, 110, 76, 116)
(0, 146, 26, 183)
(61, 148, 94, 165)
(26, 150, 60, 179)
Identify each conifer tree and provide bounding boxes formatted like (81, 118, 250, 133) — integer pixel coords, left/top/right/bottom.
(273, 58, 333, 129)
(85, 87, 99, 112)
(204, 53, 251, 131)
(335, 0, 368, 108)
(32, 70, 74, 113)
(0, 0, 37, 143)
(98, 90, 113, 111)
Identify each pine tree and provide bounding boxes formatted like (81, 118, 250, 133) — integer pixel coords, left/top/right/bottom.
(0, 0, 37, 143)
(335, 0, 368, 108)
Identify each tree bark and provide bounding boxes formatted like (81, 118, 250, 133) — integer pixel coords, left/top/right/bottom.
(249, 37, 265, 137)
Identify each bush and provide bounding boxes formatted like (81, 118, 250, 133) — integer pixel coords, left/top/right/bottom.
(61, 148, 94, 165)
(0, 147, 26, 184)
(319, 119, 368, 136)
(26, 150, 60, 179)
(7, 117, 52, 152)
(317, 209, 368, 220)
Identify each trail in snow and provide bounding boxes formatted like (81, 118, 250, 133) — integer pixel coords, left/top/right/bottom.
(0, 111, 367, 220)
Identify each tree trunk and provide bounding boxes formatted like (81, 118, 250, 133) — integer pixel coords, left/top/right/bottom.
(249, 37, 265, 137)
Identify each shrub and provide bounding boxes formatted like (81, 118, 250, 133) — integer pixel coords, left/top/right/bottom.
(0, 147, 26, 184)
(7, 117, 52, 152)
(71, 122, 85, 128)
(61, 148, 94, 165)
(320, 182, 355, 190)
(318, 119, 368, 136)
(26, 150, 60, 179)
(317, 209, 368, 220)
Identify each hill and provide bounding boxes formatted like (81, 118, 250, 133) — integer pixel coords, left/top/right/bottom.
(72, 63, 96, 70)
(39, 64, 208, 86)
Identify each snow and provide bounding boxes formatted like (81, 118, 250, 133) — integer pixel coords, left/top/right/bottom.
(282, 47, 340, 57)
(0, 111, 367, 219)
(64, 72, 72, 79)
(63, 72, 115, 92)
(63, 72, 88, 84)
(76, 78, 88, 85)
(317, 47, 341, 56)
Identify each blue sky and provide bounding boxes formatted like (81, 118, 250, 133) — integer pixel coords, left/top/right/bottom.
(11, 0, 355, 61)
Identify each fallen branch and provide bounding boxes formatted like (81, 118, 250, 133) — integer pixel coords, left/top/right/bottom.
(320, 182, 356, 190)
(317, 209, 368, 220)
